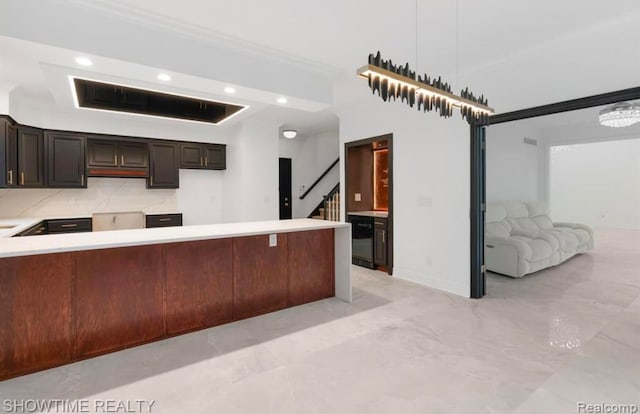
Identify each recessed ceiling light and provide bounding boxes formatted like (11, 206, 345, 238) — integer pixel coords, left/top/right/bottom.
(75, 57, 93, 67)
(157, 73, 171, 81)
(282, 130, 297, 139)
(277, 97, 288, 104)
(224, 86, 236, 94)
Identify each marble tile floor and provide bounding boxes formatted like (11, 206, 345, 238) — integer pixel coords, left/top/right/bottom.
(1, 228, 639, 413)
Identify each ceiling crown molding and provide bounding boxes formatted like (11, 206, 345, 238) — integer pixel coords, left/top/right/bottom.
(60, 0, 344, 78)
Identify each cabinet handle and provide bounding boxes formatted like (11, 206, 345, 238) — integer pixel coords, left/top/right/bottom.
(201, 156, 204, 167)
(159, 218, 172, 222)
(205, 156, 208, 166)
(150, 175, 154, 186)
(121, 155, 124, 165)
(81, 174, 85, 186)
(61, 223, 78, 228)
(114, 154, 117, 165)
(382, 230, 385, 244)
(20, 172, 25, 186)
(7, 170, 12, 185)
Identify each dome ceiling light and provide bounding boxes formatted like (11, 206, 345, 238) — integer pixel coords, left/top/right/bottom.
(599, 102, 640, 128)
(282, 130, 297, 139)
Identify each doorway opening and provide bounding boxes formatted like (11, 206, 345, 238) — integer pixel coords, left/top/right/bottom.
(345, 134, 394, 275)
(279, 157, 292, 220)
(470, 86, 640, 298)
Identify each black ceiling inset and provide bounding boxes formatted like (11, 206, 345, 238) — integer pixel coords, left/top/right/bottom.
(73, 78, 246, 124)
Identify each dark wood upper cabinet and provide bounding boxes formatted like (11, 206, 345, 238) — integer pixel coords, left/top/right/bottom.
(87, 139, 148, 180)
(17, 126, 45, 188)
(120, 142, 148, 169)
(87, 139, 118, 168)
(1, 118, 18, 188)
(148, 141, 179, 189)
(205, 144, 226, 170)
(46, 132, 86, 188)
(179, 143, 226, 170)
(180, 142, 204, 169)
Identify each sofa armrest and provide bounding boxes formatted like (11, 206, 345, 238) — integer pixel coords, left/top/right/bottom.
(485, 235, 532, 261)
(553, 222, 594, 237)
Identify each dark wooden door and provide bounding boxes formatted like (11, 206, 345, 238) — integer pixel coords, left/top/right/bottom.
(374, 219, 388, 266)
(1, 119, 18, 187)
(6, 123, 18, 187)
(233, 234, 288, 320)
(17, 126, 44, 187)
(148, 142, 179, 188)
(165, 239, 234, 335)
(288, 229, 335, 306)
(87, 139, 118, 167)
(75, 245, 165, 357)
(204, 144, 226, 170)
(0, 253, 74, 378)
(180, 143, 204, 169)
(279, 157, 292, 219)
(120, 141, 148, 168)
(46, 132, 86, 188)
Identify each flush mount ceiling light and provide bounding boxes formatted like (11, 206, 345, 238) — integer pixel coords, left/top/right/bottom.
(277, 97, 288, 104)
(282, 130, 297, 139)
(357, 51, 494, 124)
(75, 57, 93, 67)
(598, 102, 640, 128)
(157, 73, 171, 81)
(224, 86, 236, 94)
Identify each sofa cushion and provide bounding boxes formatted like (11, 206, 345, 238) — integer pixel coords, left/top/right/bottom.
(511, 236, 553, 261)
(525, 201, 549, 218)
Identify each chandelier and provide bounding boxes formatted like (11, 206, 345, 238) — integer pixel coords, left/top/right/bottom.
(599, 102, 640, 128)
(357, 51, 494, 124)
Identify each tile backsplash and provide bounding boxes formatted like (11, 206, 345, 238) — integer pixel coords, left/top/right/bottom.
(0, 177, 177, 218)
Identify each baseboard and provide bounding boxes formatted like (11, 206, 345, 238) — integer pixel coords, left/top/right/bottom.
(392, 267, 470, 298)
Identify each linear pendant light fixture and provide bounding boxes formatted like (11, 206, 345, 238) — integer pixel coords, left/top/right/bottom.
(357, 51, 494, 124)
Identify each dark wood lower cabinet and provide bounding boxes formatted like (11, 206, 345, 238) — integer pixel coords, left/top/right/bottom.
(0, 254, 74, 378)
(165, 239, 233, 335)
(233, 234, 289, 320)
(288, 229, 335, 306)
(75, 246, 165, 357)
(0, 230, 335, 380)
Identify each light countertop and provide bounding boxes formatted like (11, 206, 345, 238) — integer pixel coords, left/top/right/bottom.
(0, 218, 47, 238)
(0, 219, 350, 258)
(347, 211, 389, 218)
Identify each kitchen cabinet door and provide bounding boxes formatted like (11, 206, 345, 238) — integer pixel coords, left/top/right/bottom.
(204, 144, 226, 170)
(180, 143, 204, 169)
(1, 119, 18, 187)
(87, 139, 119, 168)
(374, 218, 388, 266)
(120, 141, 148, 169)
(46, 132, 86, 188)
(148, 141, 179, 188)
(17, 126, 45, 187)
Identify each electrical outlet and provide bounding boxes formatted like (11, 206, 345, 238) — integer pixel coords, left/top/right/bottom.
(269, 234, 277, 247)
(354, 193, 361, 202)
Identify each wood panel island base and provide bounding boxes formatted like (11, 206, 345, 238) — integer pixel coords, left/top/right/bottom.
(0, 219, 351, 381)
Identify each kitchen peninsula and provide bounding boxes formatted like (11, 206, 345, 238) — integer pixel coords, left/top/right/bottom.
(0, 219, 351, 380)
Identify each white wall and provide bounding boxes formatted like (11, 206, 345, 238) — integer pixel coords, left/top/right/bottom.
(549, 139, 640, 229)
(1, 95, 280, 225)
(336, 80, 470, 297)
(486, 122, 543, 203)
(279, 131, 339, 218)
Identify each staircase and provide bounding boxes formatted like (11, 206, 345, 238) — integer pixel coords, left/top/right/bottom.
(309, 184, 340, 221)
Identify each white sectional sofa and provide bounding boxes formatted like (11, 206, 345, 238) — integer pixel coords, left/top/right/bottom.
(485, 202, 594, 278)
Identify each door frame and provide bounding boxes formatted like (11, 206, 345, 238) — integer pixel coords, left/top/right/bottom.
(344, 133, 394, 275)
(470, 85, 640, 298)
